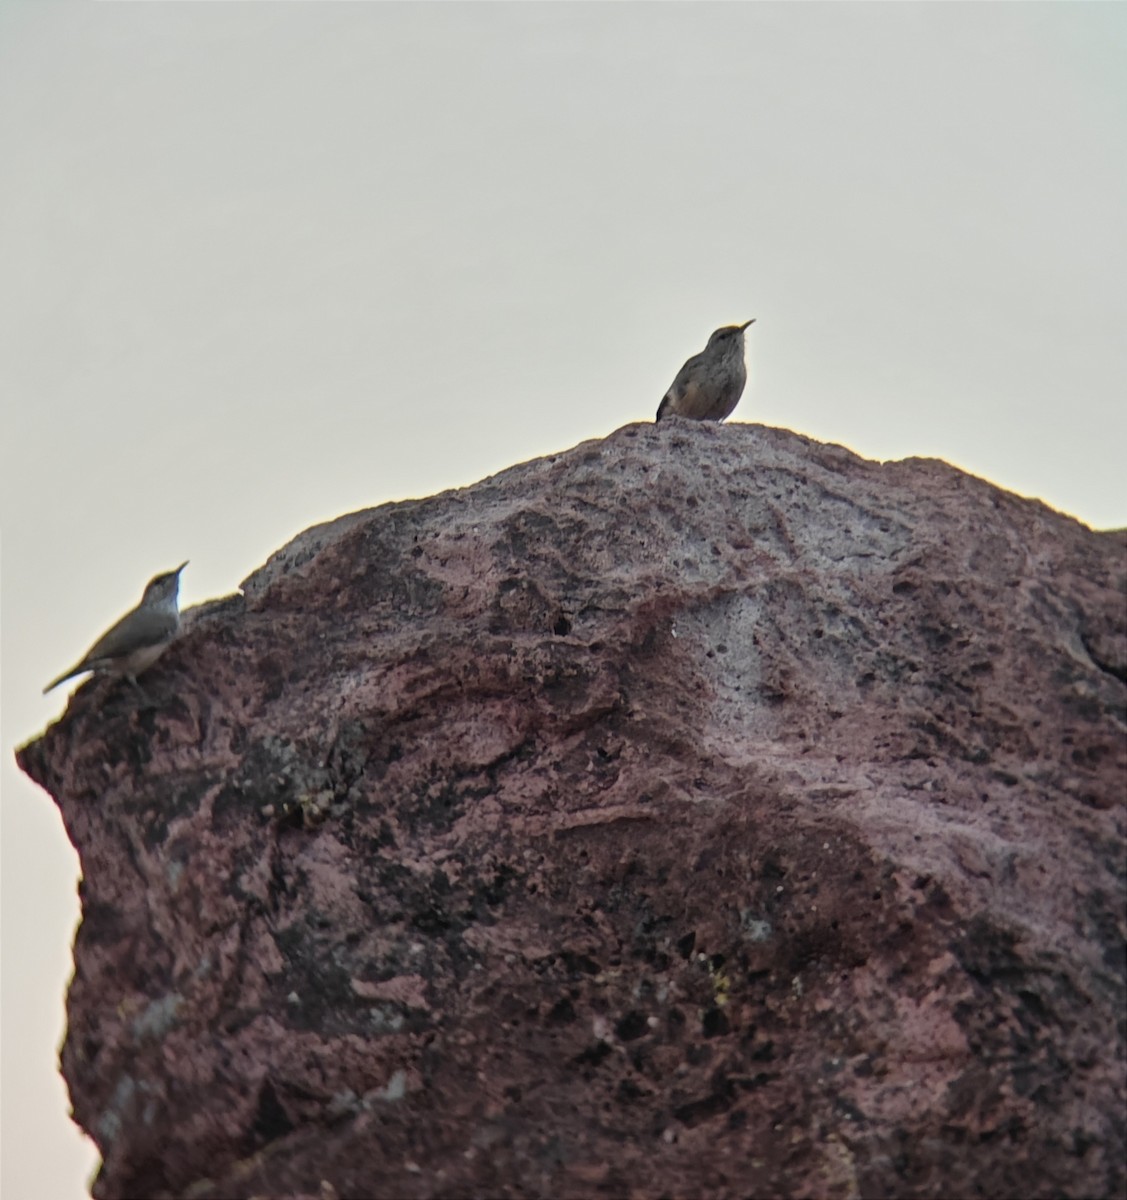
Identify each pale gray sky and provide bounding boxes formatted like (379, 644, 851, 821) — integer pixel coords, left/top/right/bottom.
(2, 5, 1124, 1196)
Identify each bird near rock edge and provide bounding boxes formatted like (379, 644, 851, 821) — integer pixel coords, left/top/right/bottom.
(43, 562, 188, 695)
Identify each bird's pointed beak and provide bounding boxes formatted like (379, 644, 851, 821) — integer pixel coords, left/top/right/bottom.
(175, 561, 189, 575)
(739, 319, 756, 330)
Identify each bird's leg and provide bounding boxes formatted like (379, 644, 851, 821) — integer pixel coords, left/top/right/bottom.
(126, 674, 156, 709)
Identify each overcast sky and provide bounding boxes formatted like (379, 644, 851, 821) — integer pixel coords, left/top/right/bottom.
(2, 4, 1125, 1196)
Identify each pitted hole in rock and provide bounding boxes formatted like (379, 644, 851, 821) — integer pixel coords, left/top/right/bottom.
(615, 1010, 650, 1042)
(546, 997, 577, 1025)
(574, 1040, 613, 1071)
(702, 1007, 730, 1038)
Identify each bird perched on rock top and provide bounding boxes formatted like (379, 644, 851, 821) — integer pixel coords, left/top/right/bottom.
(656, 319, 755, 422)
(43, 562, 188, 694)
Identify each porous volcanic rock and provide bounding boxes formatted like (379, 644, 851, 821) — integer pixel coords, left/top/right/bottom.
(18, 421, 1126, 1200)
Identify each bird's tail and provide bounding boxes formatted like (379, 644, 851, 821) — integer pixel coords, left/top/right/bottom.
(43, 665, 82, 694)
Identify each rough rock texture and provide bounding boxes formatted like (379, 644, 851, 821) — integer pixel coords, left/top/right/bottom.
(18, 421, 1127, 1200)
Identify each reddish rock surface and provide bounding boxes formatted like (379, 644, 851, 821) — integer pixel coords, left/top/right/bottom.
(18, 421, 1126, 1200)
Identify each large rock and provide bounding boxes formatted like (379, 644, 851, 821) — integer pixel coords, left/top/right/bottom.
(17, 421, 1126, 1200)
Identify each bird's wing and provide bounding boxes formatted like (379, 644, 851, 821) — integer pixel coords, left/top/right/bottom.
(658, 353, 706, 421)
(43, 608, 177, 693)
(672, 378, 710, 419)
(85, 607, 177, 664)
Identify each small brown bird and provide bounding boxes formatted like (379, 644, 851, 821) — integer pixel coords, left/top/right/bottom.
(656, 319, 755, 422)
(43, 563, 188, 694)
